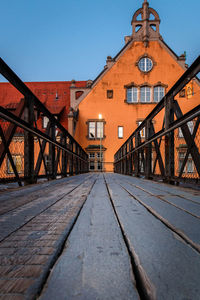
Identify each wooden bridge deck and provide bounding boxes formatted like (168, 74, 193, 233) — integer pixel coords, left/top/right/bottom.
(0, 173, 200, 300)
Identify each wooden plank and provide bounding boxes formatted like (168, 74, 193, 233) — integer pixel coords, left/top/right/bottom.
(105, 173, 200, 299)
(0, 174, 93, 241)
(39, 175, 139, 300)
(116, 176, 200, 247)
(0, 174, 96, 299)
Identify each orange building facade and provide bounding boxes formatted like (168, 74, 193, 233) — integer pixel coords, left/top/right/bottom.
(0, 0, 200, 179)
(71, 0, 200, 173)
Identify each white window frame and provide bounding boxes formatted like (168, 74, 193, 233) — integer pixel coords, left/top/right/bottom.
(138, 57, 153, 72)
(89, 153, 95, 158)
(7, 155, 23, 174)
(89, 160, 95, 170)
(140, 86, 151, 102)
(127, 87, 138, 103)
(154, 86, 165, 102)
(97, 122, 104, 138)
(88, 122, 96, 139)
(178, 121, 194, 138)
(97, 152, 103, 158)
(118, 126, 124, 139)
(43, 116, 49, 129)
(88, 121, 104, 139)
(138, 121, 145, 138)
(179, 152, 194, 173)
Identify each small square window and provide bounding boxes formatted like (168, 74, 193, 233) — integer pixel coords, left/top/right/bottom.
(107, 90, 113, 99)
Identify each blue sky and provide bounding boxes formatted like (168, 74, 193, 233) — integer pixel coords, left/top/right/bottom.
(0, 0, 199, 82)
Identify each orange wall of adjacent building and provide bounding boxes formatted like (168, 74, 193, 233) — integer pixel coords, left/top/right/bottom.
(74, 41, 200, 171)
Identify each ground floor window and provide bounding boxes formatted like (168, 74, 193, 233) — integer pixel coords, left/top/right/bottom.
(89, 160, 95, 170)
(89, 151, 104, 171)
(178, 152, 194, 174)
(7, 154, 23, 174)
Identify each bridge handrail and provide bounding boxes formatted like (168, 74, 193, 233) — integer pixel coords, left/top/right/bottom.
(0, 58, 89, 185)
(114, 56, 200, 184)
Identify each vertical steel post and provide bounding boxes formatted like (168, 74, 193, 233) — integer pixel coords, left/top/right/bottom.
(69, 141, 74, 175)
(49, 123, 56, 179)
(24, 97, 35, 185)
(135, 132, 139, 177)
(165, 97, 175, 183)
(145, 120, 152, 179)
(62, 133, 67, 177)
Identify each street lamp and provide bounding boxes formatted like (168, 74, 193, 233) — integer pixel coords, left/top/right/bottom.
(98, 114, 102, 172)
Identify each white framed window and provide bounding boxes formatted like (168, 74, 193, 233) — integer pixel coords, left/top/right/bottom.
(118, 126, 124, 138)
(139, 152, 145, 172)
(178, 121, 194, 138)
(138, 57, 153, 72)
(187, 158, 194, 173)
(88, 121, 104, 139)
(140, 86, 151, 102)
(43, 116, 49, 129)
(179, 152, 194, 173)
(138, 121, 145, 138)
(97, 152, 103, 158)
(97, 122, 103, 138)
(7, 155, 23, 174)
(154, 86, 165, 102)
(127, 87, 138, 103)
(89, 153, 95, 158)
(89, 161, 95, 170)
(89, 122, 96, 139)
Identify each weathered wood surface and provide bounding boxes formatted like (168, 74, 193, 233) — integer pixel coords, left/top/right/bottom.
(0, 173, 200, 299)
(0, 174, 97, 299)
(40, 176, 139, 300)
(105, 173, 200, 299)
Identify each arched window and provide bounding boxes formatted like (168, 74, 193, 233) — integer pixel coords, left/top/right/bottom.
(154, 86, 165, 102)
(127, 87, 138, 103)
(140, 86, 151, 102)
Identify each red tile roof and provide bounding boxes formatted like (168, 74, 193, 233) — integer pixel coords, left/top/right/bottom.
(0, 81, 87, 130)
(0, 81, 87, 110)
(45, 104, 65, 115)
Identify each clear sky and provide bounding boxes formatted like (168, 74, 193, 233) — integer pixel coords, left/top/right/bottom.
(0, 0, 199, 82)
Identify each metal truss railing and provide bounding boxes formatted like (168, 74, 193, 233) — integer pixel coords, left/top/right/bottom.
(0, 58, 89, 186)
(114, 56, 200, 185)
